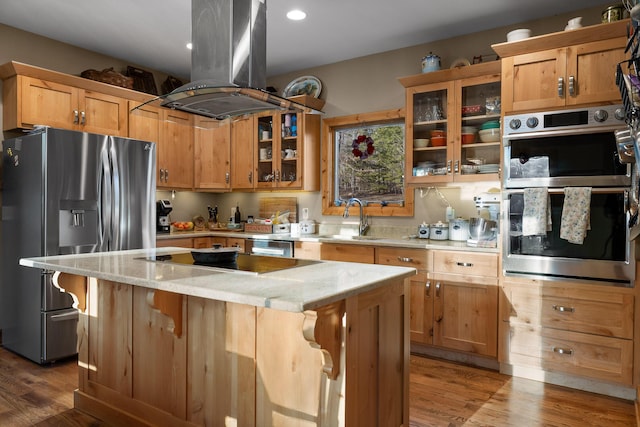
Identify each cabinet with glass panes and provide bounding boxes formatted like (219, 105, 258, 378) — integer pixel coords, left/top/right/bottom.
(254, 110, 320, 191)
(400, 61, 502, 185)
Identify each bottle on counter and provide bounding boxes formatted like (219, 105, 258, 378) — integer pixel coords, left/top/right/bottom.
(234, 203, 241, 223)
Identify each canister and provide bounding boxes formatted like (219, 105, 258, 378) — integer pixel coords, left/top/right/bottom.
(418, 223, 430, 239)
(602, 4, 624, 22)
(449, 218, 470, 241)
(429, 221, 449, 240)
(421, 53, 441, 73)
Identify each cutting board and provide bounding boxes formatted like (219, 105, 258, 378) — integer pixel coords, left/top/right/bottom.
(259, 197, 298, 222)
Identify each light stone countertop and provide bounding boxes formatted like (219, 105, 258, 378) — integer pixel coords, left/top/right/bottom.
(158, 230, 500, 253)
(20, 247, 416, 312)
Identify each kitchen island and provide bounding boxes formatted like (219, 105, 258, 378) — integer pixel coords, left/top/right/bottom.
(20, 247, 415, 427)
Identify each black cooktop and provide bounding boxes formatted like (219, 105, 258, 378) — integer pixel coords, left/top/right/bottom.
(142, 252, 319, 274)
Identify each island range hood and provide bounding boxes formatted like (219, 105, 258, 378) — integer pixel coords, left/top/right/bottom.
(133, 0, 315, 120)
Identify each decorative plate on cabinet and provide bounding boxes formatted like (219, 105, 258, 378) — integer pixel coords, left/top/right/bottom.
(282, 76, 322, 98)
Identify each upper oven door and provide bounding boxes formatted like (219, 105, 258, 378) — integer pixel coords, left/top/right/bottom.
(503, 127, 630, 188)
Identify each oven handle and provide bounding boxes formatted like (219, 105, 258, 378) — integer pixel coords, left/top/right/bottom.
(503, 125, 627, 141)
(251, 247, 287, 256)
(505, 187, 628, 195)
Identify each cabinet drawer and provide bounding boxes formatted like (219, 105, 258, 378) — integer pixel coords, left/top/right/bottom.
(156, 237, 193, 248)
(227, 238, 245, 252)
(375, 247, 429, 270)
(504, 283, 633, 339)
(320, 244, 375, 264)
(507, 324, 633, 385)
(432, 251, 497, 277)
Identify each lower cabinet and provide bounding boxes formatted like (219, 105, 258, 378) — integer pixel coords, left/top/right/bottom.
(500, 277, 634, 385)
(375, 247, 431, 343)
(294, 241, 322, 260)
(427, 250, 499, 357)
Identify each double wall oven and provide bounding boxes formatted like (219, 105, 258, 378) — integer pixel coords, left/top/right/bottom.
(502, 105, 635, 285)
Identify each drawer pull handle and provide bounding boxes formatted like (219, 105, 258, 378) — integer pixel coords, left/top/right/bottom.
(456, 262, 473, 267)
(553, 347, 573, 356)
(397, 256, 413, 263)
(552, 305, 575, 313)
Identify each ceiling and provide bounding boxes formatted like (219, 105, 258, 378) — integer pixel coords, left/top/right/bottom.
(0, 0, 616, 80)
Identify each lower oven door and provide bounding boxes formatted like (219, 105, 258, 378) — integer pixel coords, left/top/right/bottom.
(246, 239, 293, 258)
(503, 187, 635, 285)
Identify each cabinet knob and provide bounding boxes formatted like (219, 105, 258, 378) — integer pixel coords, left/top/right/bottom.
(225, 172, 230, 184)
(454, 160, 459, 173)
(248, 171, 253, 184)
(73, 110, 79, 124)
(425, 281, 431, 297)
(165, 169, 169, 183)
(80, 110, 86, 125)
(435, 282, 441, 297)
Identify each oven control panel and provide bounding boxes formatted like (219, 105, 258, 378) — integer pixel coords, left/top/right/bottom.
(504, 105, 625, 135)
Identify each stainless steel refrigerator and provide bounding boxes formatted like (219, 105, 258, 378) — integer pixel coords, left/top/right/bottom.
(1, 127, 156, 364)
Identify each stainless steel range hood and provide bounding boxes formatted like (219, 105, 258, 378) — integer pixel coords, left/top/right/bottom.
(132, 0, 315, 120)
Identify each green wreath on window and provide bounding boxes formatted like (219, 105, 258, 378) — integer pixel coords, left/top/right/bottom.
(352, 135, 375, 159)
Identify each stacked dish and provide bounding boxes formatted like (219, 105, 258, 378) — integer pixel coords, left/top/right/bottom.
(478, 121, 500, 142)
(461, 126, 477, 144)
(477, 164, 500, 174)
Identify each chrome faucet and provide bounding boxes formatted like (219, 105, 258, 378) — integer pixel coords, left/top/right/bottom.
(343, 198, 369, 236)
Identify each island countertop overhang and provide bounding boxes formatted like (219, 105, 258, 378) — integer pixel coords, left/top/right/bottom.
(20, 247, 416, 312)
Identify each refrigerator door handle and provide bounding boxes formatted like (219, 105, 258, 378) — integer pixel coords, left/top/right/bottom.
(109, 141, 121, 250)
(50, 311, 79, 322)
(99, 145, 112, 251)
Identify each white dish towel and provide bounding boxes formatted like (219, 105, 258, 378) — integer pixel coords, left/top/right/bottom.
(560, 187, 591, 244)
(522, 187, 551, 236)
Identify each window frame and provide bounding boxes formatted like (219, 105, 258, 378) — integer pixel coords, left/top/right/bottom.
(321, 108, 414, 217)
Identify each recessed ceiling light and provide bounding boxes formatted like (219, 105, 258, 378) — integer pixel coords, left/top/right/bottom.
(286, 9, 306, 20)
(186, 42, 193, 50)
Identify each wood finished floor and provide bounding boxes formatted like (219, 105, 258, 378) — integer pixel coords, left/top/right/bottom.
(0, 347, 635, 426)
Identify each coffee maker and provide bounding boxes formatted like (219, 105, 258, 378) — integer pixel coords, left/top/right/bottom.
(156, 200, 173, 233)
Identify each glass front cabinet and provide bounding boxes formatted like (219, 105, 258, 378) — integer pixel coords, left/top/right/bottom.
(255, 111, 304, 189)
(400, 61, 502, 185)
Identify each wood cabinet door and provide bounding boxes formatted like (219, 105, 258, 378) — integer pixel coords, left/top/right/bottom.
(567, 38, 627, 106)
(231, 115, 256, 189)
(409, 272, 432, 344)
(128, 102, 162, 185)
(161, 110, 194, 189)
(79, 90, 128, 136)
(502, 48, 567, 113)
(19, 76, 78, 129)
(194, 118, 231, 190)
(433, 280, 497, 357)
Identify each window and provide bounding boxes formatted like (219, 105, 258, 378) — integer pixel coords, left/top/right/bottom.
(322, 109, 414, 216)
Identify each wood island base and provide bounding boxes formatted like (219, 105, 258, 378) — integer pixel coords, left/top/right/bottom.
(60, 274, 410, 427)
